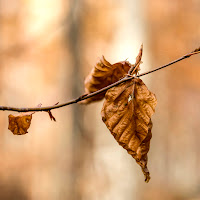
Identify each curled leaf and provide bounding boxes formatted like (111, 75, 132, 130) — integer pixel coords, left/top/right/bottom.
(8, 112, 33, 135)
(82, 45, 144, 104)
(101, 78, 157, 182)
(82, 56, 132, 104)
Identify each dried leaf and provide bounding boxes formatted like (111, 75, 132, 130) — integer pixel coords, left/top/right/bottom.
(82, 56, 132, 104)
(82, 45, 144, 104)
(101, 78, 157, 182)
(8, 112, 33, 135)
(7, 104, 41, 135)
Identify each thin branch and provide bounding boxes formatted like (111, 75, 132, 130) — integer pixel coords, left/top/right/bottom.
(138, 50, 200, 77)
(0, 48, 199, 112)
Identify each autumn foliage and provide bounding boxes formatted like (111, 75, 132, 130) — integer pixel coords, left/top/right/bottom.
(101, 78, 157, 182)
(82, 45, 157, 182)
(6, 44, 200, 184)
(6, 45, 200, 182)
(8, 45, 158, 182)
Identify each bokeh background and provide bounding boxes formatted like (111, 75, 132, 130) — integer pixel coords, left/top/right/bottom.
(0, 0, 200, 199)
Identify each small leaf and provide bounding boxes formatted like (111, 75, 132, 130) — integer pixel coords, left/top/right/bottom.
(7, 103, 42, 135)
(8, 112, 33, 135)
(101, 78, 157, 182)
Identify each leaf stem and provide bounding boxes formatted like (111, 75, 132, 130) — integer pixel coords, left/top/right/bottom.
(0, 49, 199, 112)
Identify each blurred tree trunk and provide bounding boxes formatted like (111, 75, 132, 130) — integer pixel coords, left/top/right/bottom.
(67, 1, 94, 199)
(68, 1, 84, 199)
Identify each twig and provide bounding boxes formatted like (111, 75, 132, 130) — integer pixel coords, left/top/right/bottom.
(138, 50, 200, 78)
(0, 48, 199, 112)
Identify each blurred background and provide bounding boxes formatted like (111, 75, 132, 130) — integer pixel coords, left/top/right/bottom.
(0, 0, 199, 199)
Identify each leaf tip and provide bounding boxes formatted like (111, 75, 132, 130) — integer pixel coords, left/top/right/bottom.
(145, 173, 151, 183)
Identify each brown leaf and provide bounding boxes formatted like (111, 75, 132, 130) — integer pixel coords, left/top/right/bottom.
(101, 78, 157, 182)
(82, 56, 132, 104)
(8, 112, 33, 135)
(82, 45, 144, 104)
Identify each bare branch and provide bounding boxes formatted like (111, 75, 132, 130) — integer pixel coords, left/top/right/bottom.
(0, 48, 199, 113)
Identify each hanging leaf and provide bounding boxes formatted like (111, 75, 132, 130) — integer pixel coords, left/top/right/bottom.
(8, 112, 34, 135)
(8, 104, 42, 135)
(101, 78, 157, 182)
